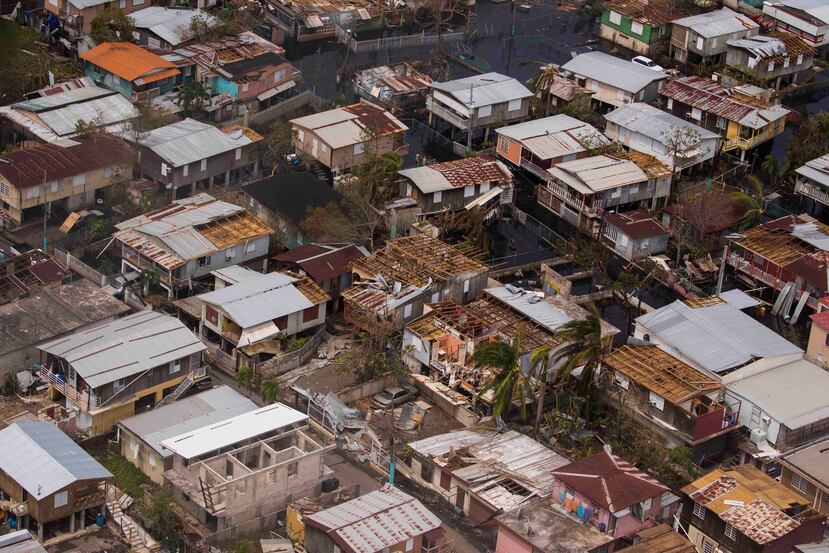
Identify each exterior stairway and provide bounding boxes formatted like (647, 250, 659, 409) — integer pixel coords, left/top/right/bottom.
(105, 486, 161, 552)
(154, 367, 207, 409)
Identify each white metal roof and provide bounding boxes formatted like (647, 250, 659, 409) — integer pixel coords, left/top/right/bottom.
(131, 118, 253, 167)
(38, 310, 206, 388)
(605, 102, 719, 143)
(766, 0, 829, 26)
(719, 288, 761, 310)
(0, 530, 47, 553)
(672, 8, 759, 38)
(726, 358, 829, 428)
(118, 386, 257, 458)
(429, 72, 532, 108)
(791, 222, 829, 250)
(130, 7, 216, 46)
(561, 52, 668, 93)
(485, 286, 573, 332)
(306, 485, 442, 552)
(198, 270, 315, 328)
(548, 155, 648, 194)
(159, 402, 308, 460)
(738, 104, 789, 130)
(796, 153, 829, 188)
(0, 422, 111, 499)
(636, 300, 802, 374)
(496, 114, 609, 159)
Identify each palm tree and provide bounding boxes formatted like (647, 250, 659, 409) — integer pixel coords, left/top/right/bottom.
(176, 81, 211, 114)
(731, 175, 765, 230)
(528, 64, 559, 117)
(551, 305, 610, 425)
(761, 154, 779, 188)
(261, 379, 281, 404)
(474, 334, 531, 421)
(139, 268, 159, 296)
(236, 365, 254, 397)
(529, 345, 552, 437)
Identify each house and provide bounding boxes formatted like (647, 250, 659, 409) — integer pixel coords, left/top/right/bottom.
(605, 344, 740, 459)
(779, 437, 829, 515)
(291, 102, 408, 174)
(726, 34, 816, 89)
(397, 156, 514, 216)
(762, 0, 829, 53)
(0, 251, 68, 306)
(130, 6, 216, 49)
(604, 103, 720, 171)
(304, 485, 450, 553)
(535, 71, 595, 113)
(680, 465, 825, 553)
(0, 531, 47, 553)
(194, 266, 328, 368)
(807, 299, 829, 366)
(426, 73, 533, 143)
(537, 154, 671, 235)
(160, 403, 333, 533)
(259, 0, 382, 44)
(126, 119, 263, 198)
(722, 357, 829, 459)
(550, 450, 678, 549)
(113, 193, 272, 296)
(600, 0, 682, 56)
(0, 422, 112, 542)
(44, 0, 146, 36)
(495, 497, 614, 553)
(659, 76, 790, 161)
(342, 235, 488, 329)
(795, 153, 829, 214)
(81, 42, 181, 104)
(670, 8, 760, 68)
(243, 171, 343, 248)
(726, 215, 829, 312)
(494, 114, 609, 180)
(407, 429, 571, 523)
(634, 299, 803, 376)
(0, 136, 132, 226)
(603, 210, 669, 260)
(404, 290, 618, 425)
(116, 385, 257, 484)
(0, 278, 129, 381)
(353, 63, 432, 112)
(559, 52, 669, 111)
(0, 84, 138, 147)
(618, 524, 696, 553)
(38, 310, 208, 436)
(272, 243, 368, 309)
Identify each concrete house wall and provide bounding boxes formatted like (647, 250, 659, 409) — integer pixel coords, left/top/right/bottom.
(599, 7, 670, 56)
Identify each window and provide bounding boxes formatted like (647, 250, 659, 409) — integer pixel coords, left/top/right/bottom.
(113, 377, 127, 394)
(119, 0, 125, 7)
(235, 147, 242, 161)
(480, 182, 491, 193)
(628, 183, 639, 195)
(477, 104, 492, 118)
(824, 332, 829, 347)
(266, 470, 276, 484)
(303, 305, 319, 323)
(241, 83, 249, 92)
(148, 454, 156, 467)
(791, 472, 809, 493)
(245, 241, 256, 254)
(431, 292, 440, 303)
(703, 542, 714, 553)
(354, 143, 365, 155)
(404, 304, 413, 318)
(184, 65, 192, 76)
(73, 173, 88, 187)
(464, 185, 475, 197)
(297, 129, 305, 142)
(724, 523, 737, 541)
(226, 249, 236, 262)
(609, 10, 621, 24)
(499, 135, 510, 151)
(590, 502, 600, 519)
(696, 36, 704, 50)
(182, 164, 189, 177)
(197, 255, 212, 268)
(103, 166, 113, 179)
(0, 182, 9, 197)
(667, 98, 673, 110)
(405, 539, 414, 552)
(768, 61, 775, 72)
(54, 491, 68, 508)
(616, 88, 625, 101)
(51, 181, 59, 193)
(751, 405, 762, 424)
(507, 98, 522, 112)
(433, 191, 442, 203)
(274, 69, 286, 82)
(631, 21, 644, 35)
(693, 502, 706, 520)
(783, 57, 790, 68)
(797, 54, 804, 65)
(716, 116, 727, 130)
(691, 107, 702, 121)
(615, 372, 630, 389)
(170, 359, 181, 374)
(288, 462, 297, 477)
(201, 158, 207, 172)
(649, 391, 665, 411)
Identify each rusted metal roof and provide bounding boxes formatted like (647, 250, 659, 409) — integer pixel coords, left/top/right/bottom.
(399, 156, 511, 193)
(605, 0, 684, 27)
(660, 76, 787, 125)
(603, 211, 669, 240)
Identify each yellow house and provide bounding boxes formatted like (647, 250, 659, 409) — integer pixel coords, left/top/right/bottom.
(807, 297, 829, 368)
(659, 76, 790, 161)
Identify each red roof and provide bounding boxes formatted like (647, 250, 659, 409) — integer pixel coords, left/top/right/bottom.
(552, 451, 668, 512)
(783, 253, 829, 291)
(420, 156, 512, 188)
(273, 243, 366, 283)
(604, 210, 668, 240)
(761, 214, 809, 232)
(0, 136, 133, 189)
(810, 309, 829, 331)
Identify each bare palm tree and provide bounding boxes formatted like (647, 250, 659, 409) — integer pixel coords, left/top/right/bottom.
(474, 334, 530, 420)
(528, 64, 559, 117)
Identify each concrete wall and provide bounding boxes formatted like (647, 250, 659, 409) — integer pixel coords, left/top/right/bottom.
(120, 428, 167, 485)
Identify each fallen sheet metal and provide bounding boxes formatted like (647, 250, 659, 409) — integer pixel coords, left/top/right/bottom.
(395, 401, 427, 432)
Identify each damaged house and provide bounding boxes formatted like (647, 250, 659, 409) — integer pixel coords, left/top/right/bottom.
(354, 63, 433, 113)
(726, 34, 816, 90)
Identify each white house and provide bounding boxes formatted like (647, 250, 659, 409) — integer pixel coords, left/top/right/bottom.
(763, 0, 829, 52)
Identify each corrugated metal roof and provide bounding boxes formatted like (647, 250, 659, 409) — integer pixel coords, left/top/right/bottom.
(791, 221, 829, 250)
(305, 485, 442, 553)
(766, 0, 829, 25)
(80, 42, 180, 83)
(496, 114, 608, 160)
(38, 310, 206, 388)
(0, 530, 48, 553)
(485, 286, 573, 331)
(130, 6, 216, 46)
(290, 103, 407, 149)
(605, 102, 719, 143)
(399, 156, 511, 193)
(780, 437, 829, 488)
(726, 358, 829, 428)
(159, 402, 307, 460)
(561, 52, 668, 93)
(118, 385, 257, 457)
(133, 118, 255, 167)
(13, 86, 112, 111)
(429, 72, 532, 108)
(796, 153, 829, 188)
(548, 155, 648, 193)
(635, 300, 802, 374)
(672, 8, 758, 38)
(199, 270, 315, 328)
(728, 35, 787, 58)
(0, 422, 111, 499)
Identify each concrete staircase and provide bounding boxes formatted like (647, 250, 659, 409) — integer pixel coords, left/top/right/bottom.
(105, 487, 161, 553)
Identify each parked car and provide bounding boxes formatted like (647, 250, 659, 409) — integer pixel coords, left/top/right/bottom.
(372, 385, 418, 410)
(632, 56, 665, 72)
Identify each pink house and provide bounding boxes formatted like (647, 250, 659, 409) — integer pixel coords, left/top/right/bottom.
(551, 450, 679, 551)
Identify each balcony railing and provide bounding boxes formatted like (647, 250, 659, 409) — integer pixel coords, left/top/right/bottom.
(39, 367, 101, 411)
(722, 128, 776, 152)
(537, 183, 599, 217)
(519, 158, 552, 181)
(727, 252, 818, 310)
(795, 180, 829, 207)
(425, 97, 468, 129)
(74, 490, 106, 512)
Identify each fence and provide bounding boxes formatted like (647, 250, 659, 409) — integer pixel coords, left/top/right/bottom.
(53, 246, 111, 288)
(247, 90, 327, 127)
(335, 26, 465, 54)
(257, 326, 328, 378)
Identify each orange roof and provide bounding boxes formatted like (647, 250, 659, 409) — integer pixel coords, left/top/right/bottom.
(81, 42, 179, 84)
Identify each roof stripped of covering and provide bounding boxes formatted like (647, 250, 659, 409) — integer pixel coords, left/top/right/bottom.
(659, 77, 790, 128)
(604, 0, 683, 26)
(683, 465, 810, 544)
(272, 243, 368, 283)
(305, 485, 442, 553)
(561, 52, 668, 94)
(399, 156, 512, 194)
(291, 102, 407, 149)
(355, 63, 432, 95)
(430, 72, 532, 108)
(496, 114, 608, 160)
(605, 344, 721, 404)
(81, 42, 180, 84)
(114, 193, 271, 269)
(552, 451, 668, 512)
(728, 33, 815, 63)
(38, 310, 206, 389)
(672, 7, 758, 38)
(548, 155, 648, 194)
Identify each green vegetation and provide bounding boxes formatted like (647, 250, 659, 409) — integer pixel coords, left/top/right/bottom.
(97, 454, 151, 500)
(89, 7, 135, 43)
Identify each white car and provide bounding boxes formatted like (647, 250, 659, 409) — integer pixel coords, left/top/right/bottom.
(632, 56, 665, 72)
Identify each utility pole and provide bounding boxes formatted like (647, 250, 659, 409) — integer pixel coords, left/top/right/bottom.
(466, 82, 475, 156)
(716, 242, 729, 297)
(40, 170, 48, 252)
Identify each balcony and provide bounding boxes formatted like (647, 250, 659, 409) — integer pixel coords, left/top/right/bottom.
(722, 127, 778, 152)
(795, 180, 829, 207)
(519, 158, 552, 181)
(689, 399, 741, 443)
(39, 367, 101, 411)
(74, 490, 106, 512)
(726, 252, 818, 310)
(537, 183, 599, 217)
(426, 97, 469, 130)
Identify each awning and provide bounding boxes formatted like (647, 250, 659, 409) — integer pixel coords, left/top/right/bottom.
(257, 80, 297, 101)
(237, 321, 280, 347)
(719, 289, 760, 310)
(465, 186, 503, 210)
